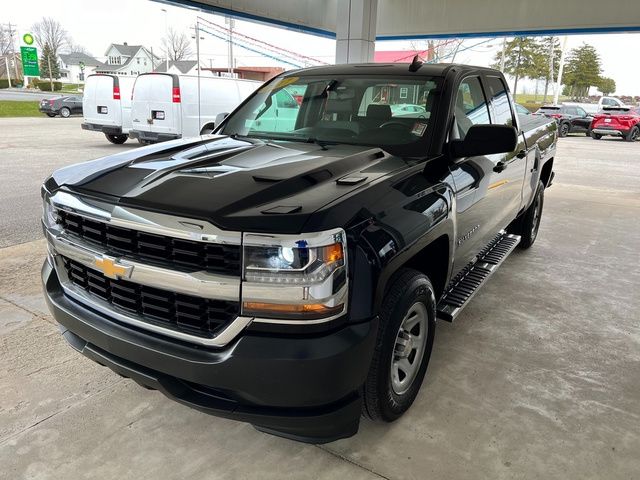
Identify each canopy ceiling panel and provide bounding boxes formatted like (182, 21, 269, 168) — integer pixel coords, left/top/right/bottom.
(158, 0, 640, 38)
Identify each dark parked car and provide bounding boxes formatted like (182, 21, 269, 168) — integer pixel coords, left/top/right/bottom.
(534, 104, 592, 137)
(42, 63, 557, 443)
(39, 96, 83, 118)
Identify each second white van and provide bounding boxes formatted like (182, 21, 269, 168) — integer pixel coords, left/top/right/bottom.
(82, 74, 136, 144)
(129, 73, 260, 143)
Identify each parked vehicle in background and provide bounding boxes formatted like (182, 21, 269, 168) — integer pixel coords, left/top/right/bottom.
(129, 73, 260, 144)
(42, 63, 557, 443)
(514, 103, 531, 116)
(81, 75, 136, 144)
(535, 104, 593, 137)
(590, 106, 640, 141)
(564, 96, 627, 115)
(39, 96, 83, 118)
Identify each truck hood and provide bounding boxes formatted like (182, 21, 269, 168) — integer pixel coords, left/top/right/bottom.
(47, 135, 401, 233)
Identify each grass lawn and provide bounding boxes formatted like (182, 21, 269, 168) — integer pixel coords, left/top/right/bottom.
(0, 101, 42, 117)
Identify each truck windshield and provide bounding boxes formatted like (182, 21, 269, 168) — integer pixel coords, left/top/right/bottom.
(219, 74, 441, 154)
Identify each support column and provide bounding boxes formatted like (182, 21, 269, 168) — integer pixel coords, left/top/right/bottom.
(335, 0, 378, 64)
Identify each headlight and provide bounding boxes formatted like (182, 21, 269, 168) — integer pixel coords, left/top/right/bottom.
(42, 196, 59, 228)
(242, 229, 348, 322)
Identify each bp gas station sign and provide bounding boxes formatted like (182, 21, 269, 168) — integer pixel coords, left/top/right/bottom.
(20, 33, 40, 77)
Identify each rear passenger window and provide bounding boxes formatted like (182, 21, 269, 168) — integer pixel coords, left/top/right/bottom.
(454, 77, 490, 139)
(485, 76, 515, 127)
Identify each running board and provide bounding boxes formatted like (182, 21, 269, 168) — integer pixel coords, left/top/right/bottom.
(437, 231, 521, 322)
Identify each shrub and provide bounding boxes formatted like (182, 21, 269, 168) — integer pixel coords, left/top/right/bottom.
(37, 80, 63, 91)
(0, 79, 22, 89)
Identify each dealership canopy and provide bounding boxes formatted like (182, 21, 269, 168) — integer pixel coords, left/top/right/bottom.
(155, 0, 640, 63)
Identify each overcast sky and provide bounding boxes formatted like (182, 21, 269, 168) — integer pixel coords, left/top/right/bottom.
(5, 0, 640, 95)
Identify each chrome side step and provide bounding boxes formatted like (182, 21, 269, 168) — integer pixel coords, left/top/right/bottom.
(437, 231, 521, 322)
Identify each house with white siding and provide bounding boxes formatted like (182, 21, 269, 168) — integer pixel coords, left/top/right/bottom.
(58, 52, 102, 83)
(95, 43, 158, 76)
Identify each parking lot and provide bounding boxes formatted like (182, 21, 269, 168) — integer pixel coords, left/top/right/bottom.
(1, 117, 639, 479)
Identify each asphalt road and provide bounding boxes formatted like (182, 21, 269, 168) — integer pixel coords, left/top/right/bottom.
(0, 89, 70, 101)
(0, 117, 137, 248)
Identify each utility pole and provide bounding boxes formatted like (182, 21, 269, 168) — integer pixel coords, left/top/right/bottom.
(226, 17, 234, 76)
(47, 52, 54, 91)
(4, 56, 12, 87)
(499, 37, 507, 72)
(161, 8, 169, 71)
(554, 36, 568, 106)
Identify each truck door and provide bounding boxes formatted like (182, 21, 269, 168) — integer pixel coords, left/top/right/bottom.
(484, 75, 527, 223)
(450, 75, 523, 273)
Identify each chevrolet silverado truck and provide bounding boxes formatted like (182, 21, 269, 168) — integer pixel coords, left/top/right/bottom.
(41, 62, 556, 443)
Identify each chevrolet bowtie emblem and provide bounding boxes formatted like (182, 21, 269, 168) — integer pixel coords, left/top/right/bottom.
(94, 256, 132, 280)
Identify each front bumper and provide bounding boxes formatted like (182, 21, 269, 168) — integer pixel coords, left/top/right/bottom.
(42, 260, 377, 443)
(81, 122, 123, 135)
(129, 129, 180, 143)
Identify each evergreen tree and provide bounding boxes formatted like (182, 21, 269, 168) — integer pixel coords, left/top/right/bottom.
(534, 37, 562, 103)
(596, 77, 616, 96)
(562, 43, 602, 100)
(492, 37, 539, 96)
(39, 42, 60, 81)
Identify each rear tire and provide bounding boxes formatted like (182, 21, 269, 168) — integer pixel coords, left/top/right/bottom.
(361, 268, 436, 422)
(60, 107, 71, 118)
(591, 132, 602, 140)
(624, 126, 639, 142)
(46, 113, 56, 118)
(513, 181, 545, 249)
(105, 134, 128, 144)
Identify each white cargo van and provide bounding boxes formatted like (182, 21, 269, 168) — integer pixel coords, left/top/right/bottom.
(129, 73, 260, 143)
(82, 74, 136, 144)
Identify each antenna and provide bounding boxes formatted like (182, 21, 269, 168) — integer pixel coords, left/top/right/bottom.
(409, 54, 423, 72)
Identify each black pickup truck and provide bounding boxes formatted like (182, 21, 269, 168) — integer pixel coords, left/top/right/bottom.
(41, 62, 556, 443)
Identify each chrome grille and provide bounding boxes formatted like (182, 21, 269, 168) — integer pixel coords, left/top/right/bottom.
(58, 210, 241, 276)
(62, 256, 239, 338)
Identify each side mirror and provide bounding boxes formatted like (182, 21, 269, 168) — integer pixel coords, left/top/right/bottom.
(449, 124, 518, 159)
(215, 112, 229, 128)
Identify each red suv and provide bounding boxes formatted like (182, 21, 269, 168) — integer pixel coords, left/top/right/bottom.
(590, 106, 640, 141)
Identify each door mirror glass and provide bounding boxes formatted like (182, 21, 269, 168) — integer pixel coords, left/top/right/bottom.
(449, 124, 517, 159)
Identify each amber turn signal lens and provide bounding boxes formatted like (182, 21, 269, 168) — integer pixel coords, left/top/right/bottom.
(323, 242, 344, 263)
(243, 302, 344, 320)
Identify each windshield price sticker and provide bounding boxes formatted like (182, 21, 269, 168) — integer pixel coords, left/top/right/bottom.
(411, 122, 427, 136)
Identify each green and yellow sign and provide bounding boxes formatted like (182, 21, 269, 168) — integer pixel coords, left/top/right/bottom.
(20, 46, 40, 76)
(23, 33, 35, 45)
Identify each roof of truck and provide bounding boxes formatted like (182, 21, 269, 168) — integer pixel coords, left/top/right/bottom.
(282, 62, 490, 77)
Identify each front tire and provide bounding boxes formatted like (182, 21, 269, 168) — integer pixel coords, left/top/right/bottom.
(514, 181, 545, 249)
(362, 268, 436, 422)
(624, 126, 639, 142)
(105, 133, 128, 144)
(46, 113, 56, 118)
(59, 107, 71, 118)
(558, 122, 570, 137)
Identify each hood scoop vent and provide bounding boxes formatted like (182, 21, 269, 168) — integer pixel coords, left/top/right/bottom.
(262, 205, 302, 214)
(252, 174, 284, 183)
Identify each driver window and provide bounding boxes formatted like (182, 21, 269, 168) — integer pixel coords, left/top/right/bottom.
(454, 77, 490, 139)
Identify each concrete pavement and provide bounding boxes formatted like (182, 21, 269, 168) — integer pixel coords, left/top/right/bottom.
(0, 131, 639, 479)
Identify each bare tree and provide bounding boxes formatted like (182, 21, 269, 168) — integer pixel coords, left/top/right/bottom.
(162, 28, 193, 61)
(32, 17, 69, 56)
(66, 41, 90, 55)
(0, 24, 17, 56)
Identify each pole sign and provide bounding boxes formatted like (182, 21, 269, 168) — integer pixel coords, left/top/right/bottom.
(20, 46, 40, 76)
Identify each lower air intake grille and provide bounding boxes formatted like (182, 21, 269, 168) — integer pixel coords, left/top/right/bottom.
(62, 256, 239, 339)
